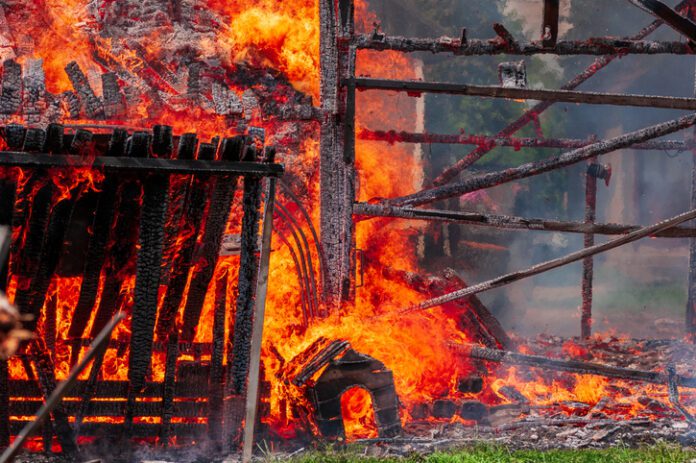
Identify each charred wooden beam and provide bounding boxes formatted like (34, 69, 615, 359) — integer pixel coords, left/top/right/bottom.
(241, 176, 277, 462)
(387, 112, 696, 207)
(65, 61, 104, 119)
(230, 148, 264, 395)
(12, 129, 52, 329)
(348, 77, 696, 111)
(354, 202, 696, 238)
(542, 0, 560, 47)
(358, 129, 696, 151)
(87, 154, 142, 339)
(22, 58, 45, 121)
(155, 138, 210, 341)
(25, 129, 92, 321)
(430, 10, 682, 184)
(208, 270, 228, 446)
(0, 152, 284, 176)
(379, 266, 508, 350)
(29, 340, 77, 456)
(0, 60, 21, 115)
(581, 161, 598, 339)
(292, 340, 351, 387)
(61, 91, 80, 119)
(453, 343, 696, 388)
(627, 0, 696, 42)
(179, 137, 244, 342)
(128, 128, 170, 426)
(101, 72, 126, 119)
(68, 129, 127, 343)
(352, 35, 696, 55)
(393, 208, 696, 316)
(159, 137, 207, 445)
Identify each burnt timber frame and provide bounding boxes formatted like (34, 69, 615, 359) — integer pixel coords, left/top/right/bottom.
(319, 0, 696, 339)
(0, 125, 282, 450)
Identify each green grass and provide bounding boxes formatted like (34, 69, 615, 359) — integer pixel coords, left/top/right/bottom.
(279, 444, 696, 463)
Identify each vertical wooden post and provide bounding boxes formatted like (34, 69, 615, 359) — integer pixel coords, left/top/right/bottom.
(581, 159, 597, 339)
(320, 0, 356, 310)
(241, 178, 277, 463)
(687, 59, 696, 342)
(542, 0, 560, 47)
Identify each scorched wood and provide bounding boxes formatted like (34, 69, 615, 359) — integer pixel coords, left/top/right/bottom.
(179, 136, 244, 342)
(65, 61, 104, 119)
(0, 59, 21, 115)
(230, 147, 264, 395)
(394, 208, 696, 316)
(354, 202, 696, 237)
(127, 127, 171, 427)
(349, 77, 696, 111)
(453, 343, 696, 388)
(388, 112, 696, 207)
(353, 35, 696, 56)
(68, 129, 127, 345)
(429, 6, 686, 185)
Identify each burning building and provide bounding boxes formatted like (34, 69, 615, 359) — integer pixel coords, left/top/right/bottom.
(0, 0, 692, 461)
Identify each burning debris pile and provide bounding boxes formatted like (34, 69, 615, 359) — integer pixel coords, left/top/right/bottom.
(0, 0, 692, 461)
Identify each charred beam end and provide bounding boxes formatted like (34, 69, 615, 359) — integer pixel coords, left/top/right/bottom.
(348, 77, 696, 111)
(65, 61, 104, 119)
(354, 203, 696, 237)
(352, 34, 696, 55)
(388, 112, 696, 207)
(101, 72, 126, 120)
(0, 60, 21, 115)
(627, 0, 696, 42)
(453, 343, 696, 388)
(542, 0, 560, 47)
(393, 208, 696, 316)
(0, 152, 284, 176)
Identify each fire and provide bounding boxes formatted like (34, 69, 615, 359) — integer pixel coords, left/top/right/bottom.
(0, 0, 687, 450)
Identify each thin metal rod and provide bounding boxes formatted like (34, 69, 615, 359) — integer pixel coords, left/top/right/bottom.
(387, 112, 696, 207)
(353, 202, 696, 237)
(358, 129, 696, 151)
(348, 77, 696, 111)
(390, 208, 696, 317)
(0, 312, 124, 463)
(242, 178, 277, 463)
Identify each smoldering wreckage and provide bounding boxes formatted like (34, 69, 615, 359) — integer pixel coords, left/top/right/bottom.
(0, 0, 691, 462)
